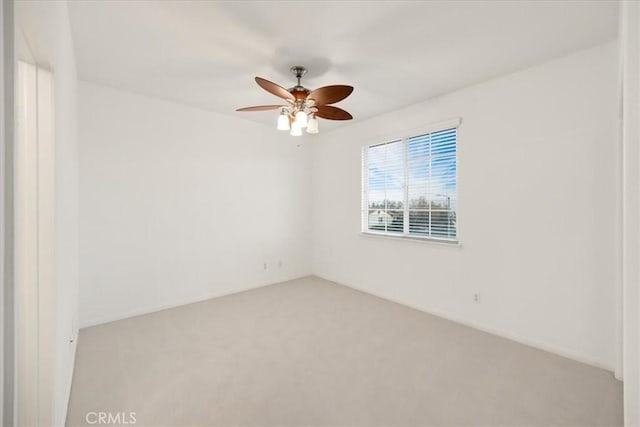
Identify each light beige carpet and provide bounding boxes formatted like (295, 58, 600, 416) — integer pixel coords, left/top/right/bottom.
(67, 276, 622, 426)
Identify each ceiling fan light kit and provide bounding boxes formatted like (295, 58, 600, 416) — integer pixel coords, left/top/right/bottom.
(277, 109, 290, 131)
(307, 116, 319, 134)
(236, 66, 354, 136)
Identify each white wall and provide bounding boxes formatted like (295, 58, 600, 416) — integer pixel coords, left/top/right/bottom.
(312, 42, 619, 370)
(15, 1, 80, 425)
(78, 82, 312, 327)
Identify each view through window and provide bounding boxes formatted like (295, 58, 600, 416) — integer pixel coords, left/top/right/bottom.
(362, 126, 458, 241)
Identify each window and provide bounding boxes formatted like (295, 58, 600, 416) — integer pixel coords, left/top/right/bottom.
(362, 122, 458, 242)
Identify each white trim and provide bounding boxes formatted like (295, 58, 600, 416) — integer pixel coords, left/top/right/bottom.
(0, 2, 6, 423)
(361, 146, 368, 236)
(360, 117, 462, 148)
(2, 1, 15, 424)
(316, 275, 616, 373)
(361, 124, 459, 242)
(360, 231, 461, 247)
(79, 274, 311, 328)
(621, 0, 640, 423)
(614, 13, 624, 381)
(402, 139, 409, 234)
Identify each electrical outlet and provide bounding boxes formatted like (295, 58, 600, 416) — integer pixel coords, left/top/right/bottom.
(473, 293, 481, 303)
(263, 263, 267, 270)
(278, 260, 283, 268)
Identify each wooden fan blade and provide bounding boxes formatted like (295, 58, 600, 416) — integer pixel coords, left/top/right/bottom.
(307, 85, 353, 105)
(255, 77, 295, 101)
(314, 105, 353, 121)
(236, 105, 285, 112)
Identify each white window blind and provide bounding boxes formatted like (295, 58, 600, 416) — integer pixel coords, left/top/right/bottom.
(362, 126, 458, 242)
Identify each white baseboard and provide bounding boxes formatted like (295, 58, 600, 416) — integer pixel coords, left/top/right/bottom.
(79, 274, 311, 329)
(314, 274, 617, 374)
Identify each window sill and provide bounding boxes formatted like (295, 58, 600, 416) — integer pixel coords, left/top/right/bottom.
(360, 231, 462, 247)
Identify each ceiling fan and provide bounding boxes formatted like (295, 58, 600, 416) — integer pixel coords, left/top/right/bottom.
(236, 66, 353, 136)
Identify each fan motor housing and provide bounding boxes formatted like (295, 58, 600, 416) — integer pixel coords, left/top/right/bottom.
(289, 85, 310, 100)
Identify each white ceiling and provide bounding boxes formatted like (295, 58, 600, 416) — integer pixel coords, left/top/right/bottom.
(68, 0, 619, 131)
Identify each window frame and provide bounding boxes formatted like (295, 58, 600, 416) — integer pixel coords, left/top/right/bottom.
(361, 118, 461, 244)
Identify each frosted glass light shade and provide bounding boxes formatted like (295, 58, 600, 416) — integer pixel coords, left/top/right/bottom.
(306, 117, 319, 134)
(290, 122, 303, 136)
(295, 111, 308, 128)
(277, 114, 290, 131)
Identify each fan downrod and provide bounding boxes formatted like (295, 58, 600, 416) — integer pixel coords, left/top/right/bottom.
(289, 66, 309, 99)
